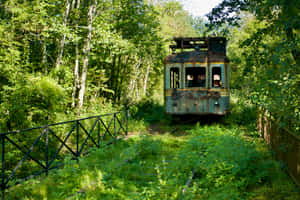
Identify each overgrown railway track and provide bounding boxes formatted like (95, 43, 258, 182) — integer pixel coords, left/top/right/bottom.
(68, 120, 206, 199)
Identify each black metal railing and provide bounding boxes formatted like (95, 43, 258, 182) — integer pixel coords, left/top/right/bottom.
(0, 109, 128, 200)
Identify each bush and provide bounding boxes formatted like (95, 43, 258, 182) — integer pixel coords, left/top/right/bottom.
(0, 75, 65, 131)
(222, 90, 258, 132)
(129, 97, 171, 124)
(181, 125, 277, 199)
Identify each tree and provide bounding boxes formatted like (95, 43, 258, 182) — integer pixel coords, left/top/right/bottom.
(207, 0, 300, 131)
(207, 0, 300, 66)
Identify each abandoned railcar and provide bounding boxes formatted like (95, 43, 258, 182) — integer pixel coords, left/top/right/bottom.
(164, 37, 230, 115)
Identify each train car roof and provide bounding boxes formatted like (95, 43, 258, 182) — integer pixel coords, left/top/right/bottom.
(165, 51, 229, 63)
(166, 37, 229, 64)
(170, 37, 226, 50)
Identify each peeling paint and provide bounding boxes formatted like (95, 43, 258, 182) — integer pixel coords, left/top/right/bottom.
(164, 37, 230, 115)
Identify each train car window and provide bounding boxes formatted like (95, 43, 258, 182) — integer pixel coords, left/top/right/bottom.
(185, 67, 206, 87)
(170, 68, 180, 88)
(212, 67, 222, 88)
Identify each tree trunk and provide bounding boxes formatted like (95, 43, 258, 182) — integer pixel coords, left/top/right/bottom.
(286, 28, 300, 68)
(42, 41, 48, 73)
(55, 0, 71, 71)
(72, 43, 80, 108)
(114, 54, 121, 103)
(118, 55, 129, 102)
(72, 0, 81, 108)
(110, 54, 117, 99)
(78, 0, 97, 112)
(129, 60, 142, 98)
(135, 81, 139, 100)
(143, 62, 151, 96)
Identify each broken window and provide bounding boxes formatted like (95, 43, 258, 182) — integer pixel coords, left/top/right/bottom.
(212, 67, 222, 88)
(185, 67, 206, 88)
(170, 67, 180, 88)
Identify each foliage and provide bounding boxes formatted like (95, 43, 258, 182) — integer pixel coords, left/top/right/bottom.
(207, 0, 300, 133)
(222, 90, 258, 132)
(129, 97, 171, 124)
(158, 0, 198, 39)
(0, 75, 65, 131)
(0, 0, 207, 134)
(7, 115, 300, 199)
(0, 1, 205, 192)
(2, 0, 299, 198)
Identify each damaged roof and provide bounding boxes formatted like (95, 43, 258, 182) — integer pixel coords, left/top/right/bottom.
(165, 37, 229, 64)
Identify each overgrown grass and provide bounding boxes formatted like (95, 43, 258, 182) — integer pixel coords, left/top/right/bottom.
(5, 97, 300, 199)
(7, 128, 300, 199)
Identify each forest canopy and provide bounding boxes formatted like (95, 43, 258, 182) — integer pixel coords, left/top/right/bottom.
(207, 0, 299, 132)
(0, 0, 205, 132)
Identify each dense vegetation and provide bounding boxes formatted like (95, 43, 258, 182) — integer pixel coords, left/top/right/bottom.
(0, 0, 201, 132)
(1, 0, 297, 133)
(0, 0, 299, 199)
(7, 99, 300, 199)
(208, 0, 300, 132)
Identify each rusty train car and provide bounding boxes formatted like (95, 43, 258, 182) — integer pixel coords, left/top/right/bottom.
(164, 37, 230, 115)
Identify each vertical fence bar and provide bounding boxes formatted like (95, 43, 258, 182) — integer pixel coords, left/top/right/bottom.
(113, 113, 116, 143)
(76, 121, 79, 157)
(114, 113, 116, 137)
(1, 135, 5, 200)
(45, 127, 49, 176)
(0, 110, 126, 199)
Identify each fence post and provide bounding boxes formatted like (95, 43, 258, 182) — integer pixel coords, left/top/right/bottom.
(113, 113, 116, 143)
(1, 135, 5, 200)
(97, 118, 100, 148)
(76, 120, 79, 158)
(45, 127, 49, 176)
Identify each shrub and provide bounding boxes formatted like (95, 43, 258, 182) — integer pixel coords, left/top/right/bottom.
(0, 75, 65, 131)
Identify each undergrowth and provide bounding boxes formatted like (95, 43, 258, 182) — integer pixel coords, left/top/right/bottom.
(5, 97, 300, 199)
(7, 126, 300, 199)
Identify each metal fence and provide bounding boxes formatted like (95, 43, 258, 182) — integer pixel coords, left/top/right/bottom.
(258, 110, 300, 189)
(0, 110, 128, 199)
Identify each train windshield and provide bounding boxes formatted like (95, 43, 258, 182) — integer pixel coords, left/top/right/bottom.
(185, 67, 206, 88)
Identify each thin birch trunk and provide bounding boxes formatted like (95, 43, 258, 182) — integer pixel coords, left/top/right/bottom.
(42, 41, 48, 73)
(143, 62, 151, 96)
(72, 0, 81, 108)
(78, 0, 97, 111)
(118, 56, 129, 101)
(129, 59, 142, 97)
(135, 81, 139, 100)
(72, 43, 80, 108)
(114, 54, 121, 103)
(55, 0, 71, 71)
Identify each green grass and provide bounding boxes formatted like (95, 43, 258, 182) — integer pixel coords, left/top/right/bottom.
(5, 98, 300, 199)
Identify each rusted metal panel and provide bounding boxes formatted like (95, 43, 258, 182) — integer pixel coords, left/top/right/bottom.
(170, 37, 227, 54)
(165, 64, 170, 89)
(164, 37, 230, 115)
(165, 51, 229, 64)
(165, 88, 229, 115)
(166, 37, 229, 64)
